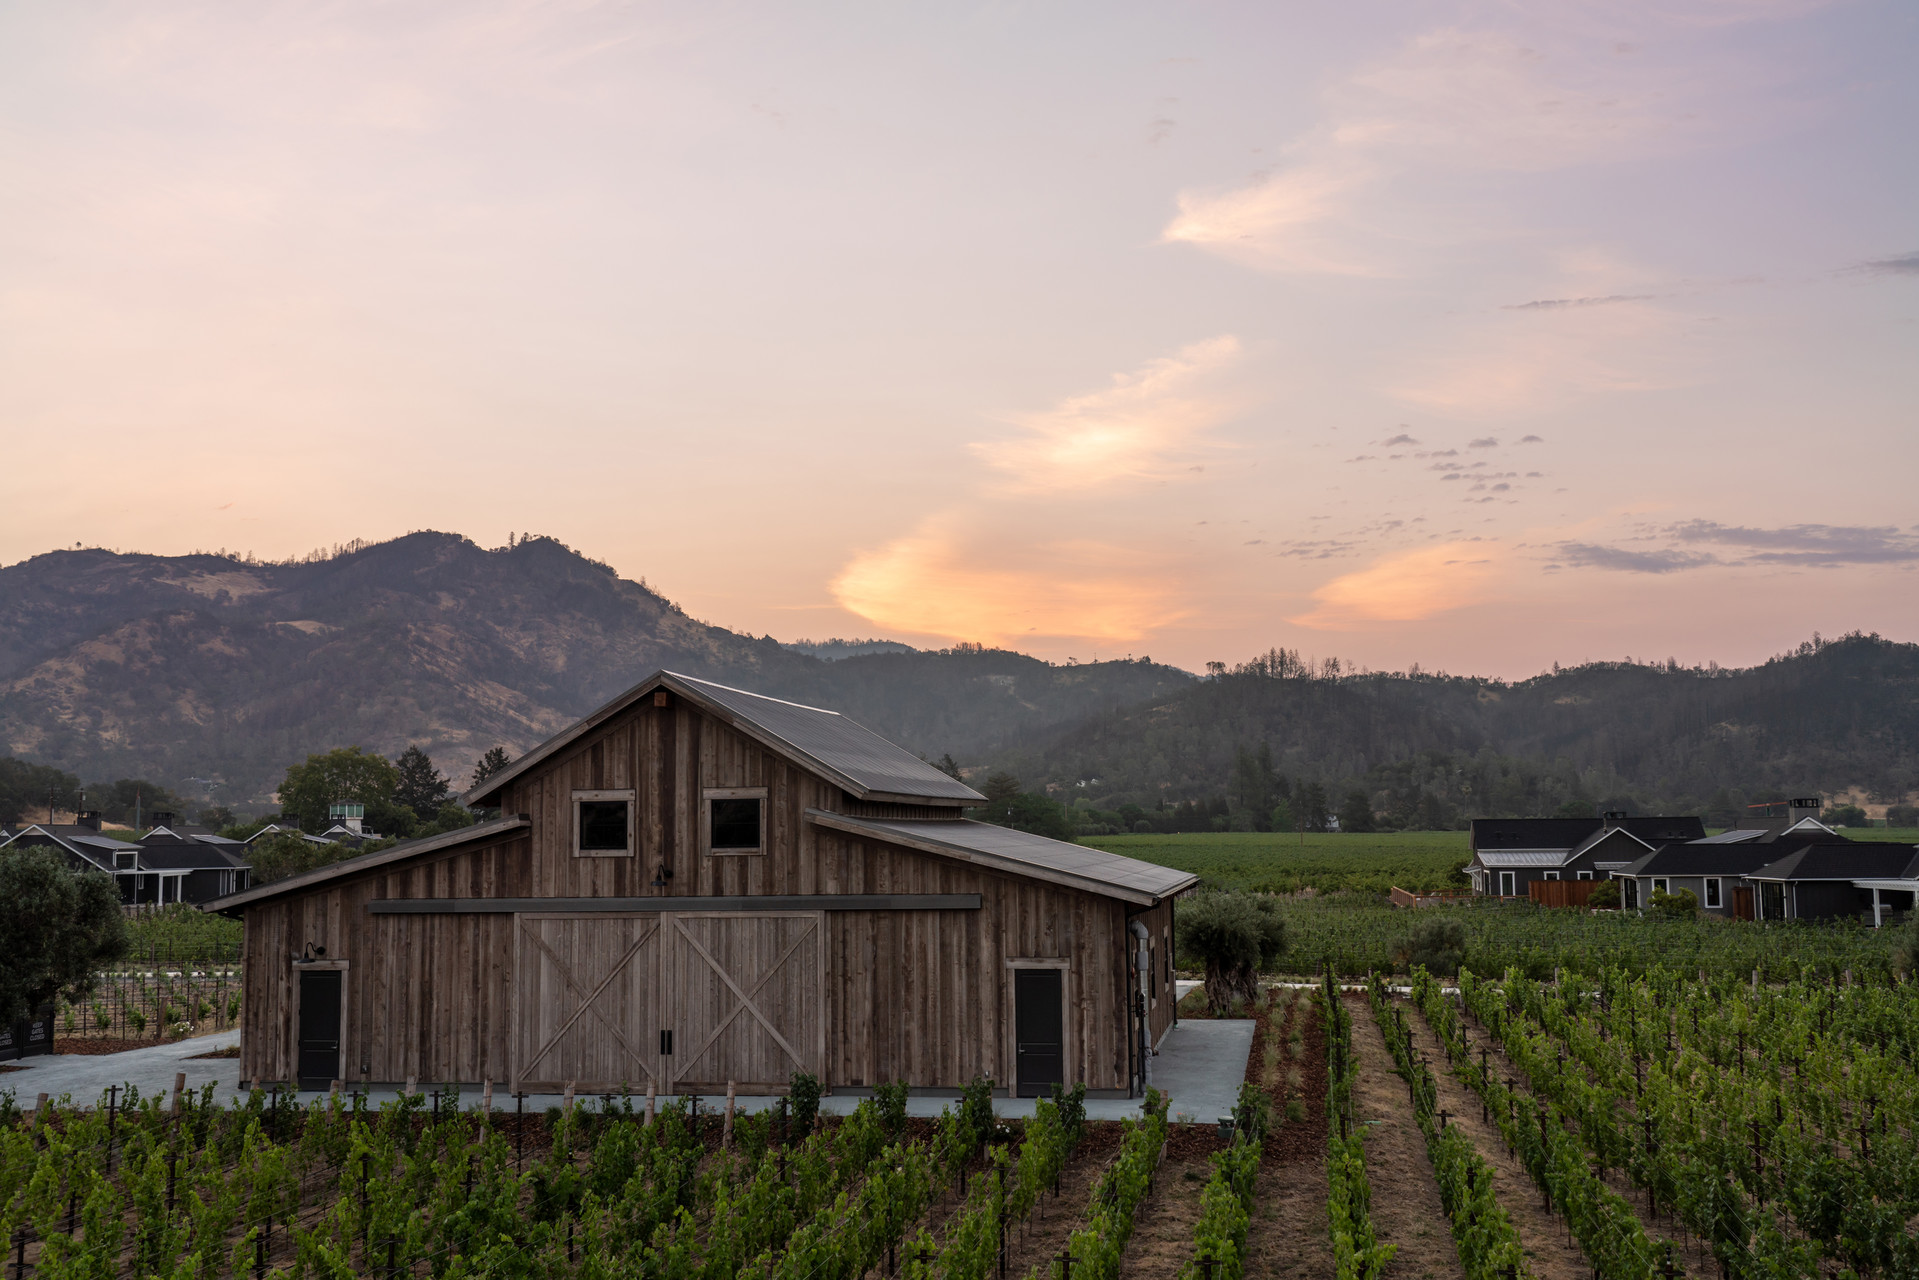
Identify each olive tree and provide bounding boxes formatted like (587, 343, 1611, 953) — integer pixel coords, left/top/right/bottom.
(1180, 891, 1287, 1013)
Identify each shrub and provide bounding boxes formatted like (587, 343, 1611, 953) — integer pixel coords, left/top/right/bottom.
(1886, 803, 1918, 827)
(1586, 880, 1621, 909)
(1402, 918, 1466, 976)
(1650, 888, 1699, 919)
(874, 1080, 909, 1138)
(787, 1070, 822, 1137)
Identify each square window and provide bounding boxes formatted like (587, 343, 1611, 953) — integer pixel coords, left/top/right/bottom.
(1543, 870, 1560, 881)
(1652, 878, 1668, 896)
(1576, 871, 1592, 881)
(710, 796, 763, 852)
(578, 800, 630, 853)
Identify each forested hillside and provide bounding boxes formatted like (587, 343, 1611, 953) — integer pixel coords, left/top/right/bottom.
(0, 532, 1911, 822)
(0, 532, 1187, 805)
(1002, 633, 1919, 824)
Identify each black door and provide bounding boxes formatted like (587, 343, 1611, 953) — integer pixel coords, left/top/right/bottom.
(1014, 968, 1064, 1098)
(296, 969, 343, 1089)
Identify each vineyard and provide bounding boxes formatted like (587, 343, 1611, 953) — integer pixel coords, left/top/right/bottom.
(7, 960, 1916, 1280)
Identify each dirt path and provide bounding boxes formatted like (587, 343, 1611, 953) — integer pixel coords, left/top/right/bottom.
(1347, 995, 1467, 1280)
(1118, 1140, 1215, 1280)
(1242, 1155, 1334, 1280)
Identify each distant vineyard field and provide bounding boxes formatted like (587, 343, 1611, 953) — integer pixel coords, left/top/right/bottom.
(1080, 830, 1470, 893)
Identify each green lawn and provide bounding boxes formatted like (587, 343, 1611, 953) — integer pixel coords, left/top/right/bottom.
(1079, 830, 1470, 894)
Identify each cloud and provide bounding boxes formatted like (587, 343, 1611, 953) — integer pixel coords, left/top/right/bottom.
(1381, 432, 1419, 446)
(1667, 521, 1919, 564)
(1519, 434, 1544, 443)
(1551, 543, 1718, 573)
(1504, 294, 1657, 309)
(831, 524, 1188, 645)
(970, 336, 1242, 493)
(1846, 251, 1919, 277)
(1289, 542, 1501, 628)
(1468, 436, 1499, 448)
(1162, 27, 1699, 276)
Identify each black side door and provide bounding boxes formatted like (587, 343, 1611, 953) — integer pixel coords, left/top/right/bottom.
(296, 969, 343, 1090)
(1014, 968, 1064, 1098)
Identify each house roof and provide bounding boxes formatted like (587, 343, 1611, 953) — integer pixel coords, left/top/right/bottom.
(1622, 842, 1782, 877)
(1, 825, 144, 871)
(1746, 843, 1919, 883)
(141, 826, 245, 847)
(1474, 849, 1572, 868)
(1567, 826, 1655, 860)
(1469, 816, 1704, 853)
(463, 670, 987, 809)
(201, 815, 532, 915)
(137, 845, 251, 872)
(805, 810, 1198, 907)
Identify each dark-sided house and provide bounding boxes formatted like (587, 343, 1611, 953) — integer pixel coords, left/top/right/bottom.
(3, 812, 252, 906)
(1744, 843, 1919, 925)
(207, 671, 1196, 1095)
(1464, 815, 1705, 898)
(137, 815, 252, 904)
(1615, 810, 1847, 917)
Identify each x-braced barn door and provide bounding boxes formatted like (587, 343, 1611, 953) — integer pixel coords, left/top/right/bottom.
(664, 913, 824, 1092)
(514, 914, 662, 1093)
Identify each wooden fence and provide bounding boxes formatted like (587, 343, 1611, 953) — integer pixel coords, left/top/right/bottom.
(1528, 878, 1602, 908)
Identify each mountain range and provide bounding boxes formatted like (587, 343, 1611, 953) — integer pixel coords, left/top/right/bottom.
(0, 531, 1913, 814)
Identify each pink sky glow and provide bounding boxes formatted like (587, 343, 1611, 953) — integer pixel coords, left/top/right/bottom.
(2, 1, 1915, 679)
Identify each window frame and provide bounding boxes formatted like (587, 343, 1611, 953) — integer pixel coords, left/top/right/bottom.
(1499, 870, 1516, 896)
(1652, 877, 1669, 896)
(1703, 876, 1722, 909)
(703, 787, 769, 857)
(1576, 870, 1593, 881)
(572, 789, 636, 858)
(1543, 870, 1561, 881)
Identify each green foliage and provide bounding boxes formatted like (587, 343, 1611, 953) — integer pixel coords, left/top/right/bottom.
(126, 904, 241, 957)
(0, 755, 81, 826)
(1260, 894, 1900, 982)
(1061, 1091, 1167, 1280)
(471, 747, 511, 789)
(1886, 803, 1919, 826)
(1586, 879, 1621, 909)
(1320, 974, 1394, 1280)
(872, 1081, 910, 1139)
(277, 747, 401, 831)
(1403, 917, 1467, 976)
(1825, 804, 1870, 827)
(0, 846, 131, 1022)
(971, 773, 1074, 841)
(787, 1071, 822, 1137)
(393, 746, 451, 820)
(1084, 830, 1472, 895)
(1368, 975, 1528, 1280)
(1337, 791, 1377, 834)
(1180, 891, 1287, 1011)
(1649, 887, 1699, 919)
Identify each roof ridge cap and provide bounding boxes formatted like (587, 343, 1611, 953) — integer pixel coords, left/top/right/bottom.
(666, 671, 841, 716)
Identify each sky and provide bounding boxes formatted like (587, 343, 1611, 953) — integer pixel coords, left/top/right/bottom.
(2, 0, 1915, 679)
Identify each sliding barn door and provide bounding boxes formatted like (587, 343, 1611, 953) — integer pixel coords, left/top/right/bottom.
(664, 912, 824, 1092)
(513, 914, 663, 1093)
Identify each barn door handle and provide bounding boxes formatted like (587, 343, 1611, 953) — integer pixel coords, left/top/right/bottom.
(660, 1029, 673, 1056)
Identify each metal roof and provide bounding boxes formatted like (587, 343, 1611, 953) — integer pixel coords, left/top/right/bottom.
(201, 816, 531, 915)
(1693, 828, 1767, 844)
(464, 670, 985, 809)
(1474, 849, 1570, 868)
(807, 811, 1198, 906)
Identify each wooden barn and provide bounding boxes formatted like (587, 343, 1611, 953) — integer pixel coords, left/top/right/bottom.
(208, 671, 1196, 1098)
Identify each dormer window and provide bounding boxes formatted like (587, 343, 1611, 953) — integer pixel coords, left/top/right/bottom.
(572, 790, 635, 857)
(705, 788, 767, 855)
(116, 852, 138, 870)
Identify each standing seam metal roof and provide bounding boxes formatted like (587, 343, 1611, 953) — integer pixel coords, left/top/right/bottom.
(808, 812, 1198, 904)
(463, 670, 985, 806)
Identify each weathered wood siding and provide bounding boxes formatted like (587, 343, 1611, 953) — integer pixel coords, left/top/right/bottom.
(240, 694, 1142, 1092)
